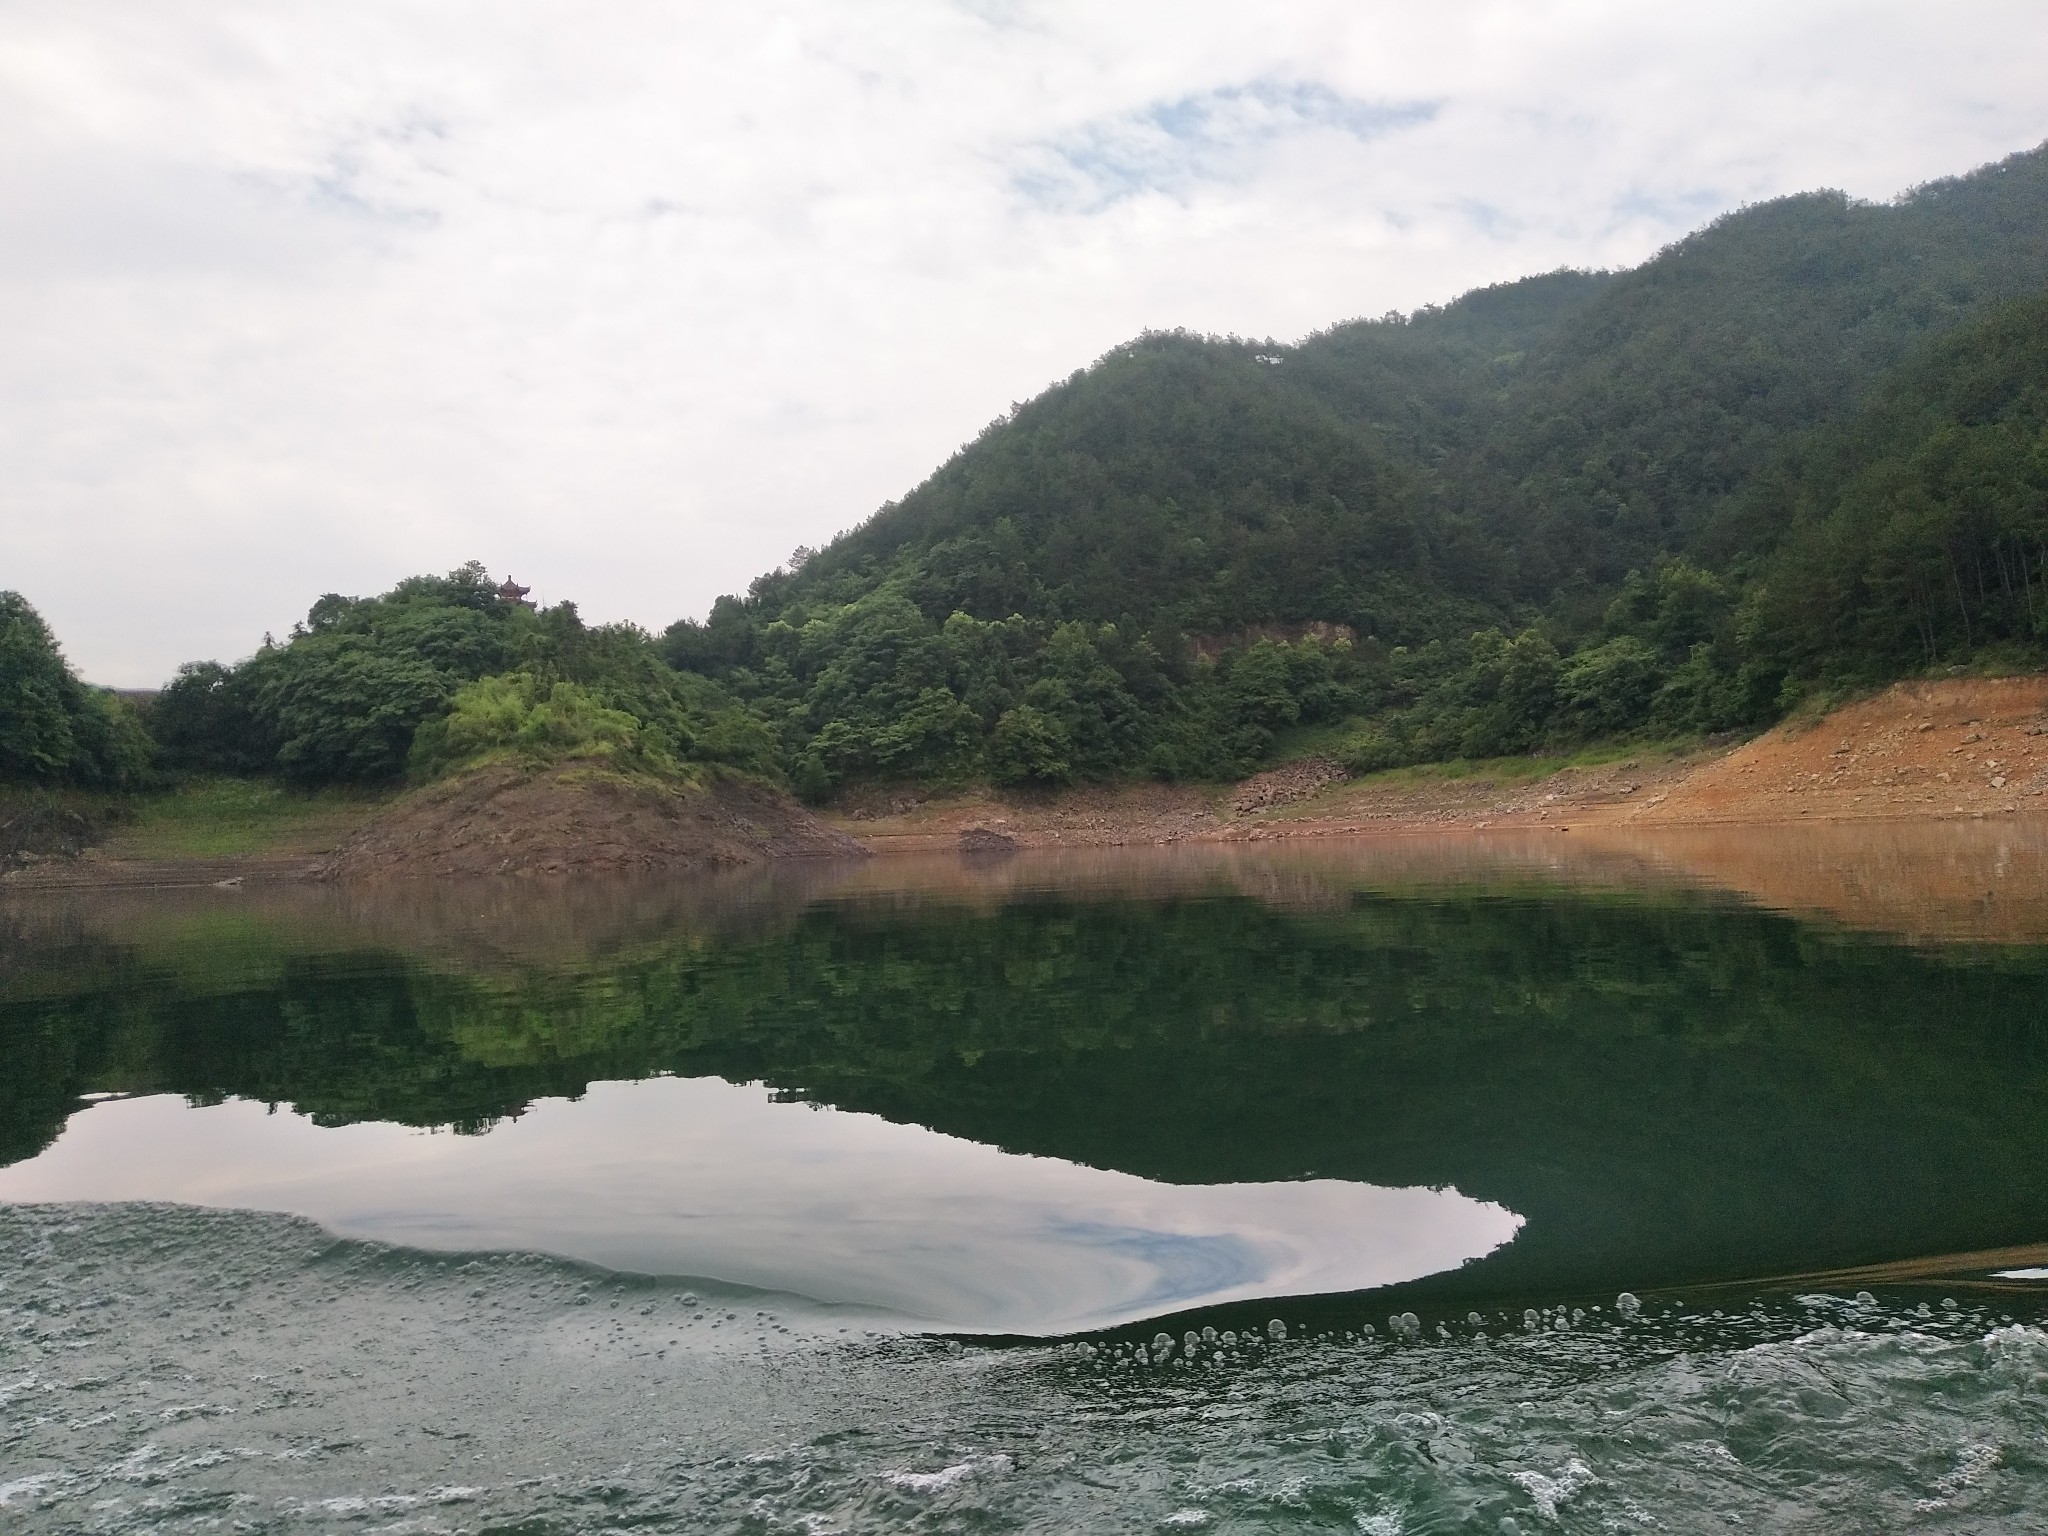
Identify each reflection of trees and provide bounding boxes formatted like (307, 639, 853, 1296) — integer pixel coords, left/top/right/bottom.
(6, 885, 2047, 1299)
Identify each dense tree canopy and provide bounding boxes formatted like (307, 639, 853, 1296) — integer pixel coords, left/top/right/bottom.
(1737, 295, 2048, 681)
(152, 562, 775, 786)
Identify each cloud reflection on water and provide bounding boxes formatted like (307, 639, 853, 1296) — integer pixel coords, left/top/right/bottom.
(0, 1076, 1519, 1333)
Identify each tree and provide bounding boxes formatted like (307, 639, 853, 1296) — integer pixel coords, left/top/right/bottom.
(0, 592, 151, 786)
(988, 705, 1072, 786)
(0, 593, 79, 781)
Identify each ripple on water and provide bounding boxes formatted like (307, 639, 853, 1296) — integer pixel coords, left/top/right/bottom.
(3, 1203, 2047, 1533)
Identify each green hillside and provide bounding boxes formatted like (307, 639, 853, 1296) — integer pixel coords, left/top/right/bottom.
(656, 142, 2048, 791)
(705, 145, 2048, 638)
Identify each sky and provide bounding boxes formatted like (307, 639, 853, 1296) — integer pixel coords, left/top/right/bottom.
(4, 2, 2046, 686)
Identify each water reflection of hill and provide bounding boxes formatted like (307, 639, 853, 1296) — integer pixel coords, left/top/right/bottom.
(5, 834, 2047, 1310)
(11, 821, 2048, 970)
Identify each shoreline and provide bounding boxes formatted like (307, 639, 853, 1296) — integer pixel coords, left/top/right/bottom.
(6, 675, 2045, 891)
(831, 675, 2048, 852)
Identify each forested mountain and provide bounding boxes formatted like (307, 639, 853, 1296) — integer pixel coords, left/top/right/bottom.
(652, 141, 2048, 792)
(10, 143, 2044, 797)
(695, 143, 2048, 644)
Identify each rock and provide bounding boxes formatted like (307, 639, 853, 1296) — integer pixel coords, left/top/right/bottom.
(958, 826, 1021, 854)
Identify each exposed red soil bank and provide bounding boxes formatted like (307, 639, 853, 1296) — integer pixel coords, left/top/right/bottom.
(1616, 676, 2048, 825)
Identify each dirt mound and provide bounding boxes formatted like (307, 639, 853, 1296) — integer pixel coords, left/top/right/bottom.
(0, 797, 101, 869)
(320, 765, 868, 880)
(957, 825, 1021, 854)
(1626, 677, 2048, 825)
(1229, 755, 1348, 816)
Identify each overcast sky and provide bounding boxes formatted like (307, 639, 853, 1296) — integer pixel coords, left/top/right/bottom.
(5, 2, 2046, 686)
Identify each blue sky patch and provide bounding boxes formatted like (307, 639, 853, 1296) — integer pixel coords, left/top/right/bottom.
(1020, 79, 1438, 209)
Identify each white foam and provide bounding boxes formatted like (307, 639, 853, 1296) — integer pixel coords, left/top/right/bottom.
(1509, 1458, 1595, 1521)
(0, 1474, 64, 1508)
(881, 1453, 1012, 1493)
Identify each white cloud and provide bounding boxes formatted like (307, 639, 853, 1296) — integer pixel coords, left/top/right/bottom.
(2, 0, 2045, 683)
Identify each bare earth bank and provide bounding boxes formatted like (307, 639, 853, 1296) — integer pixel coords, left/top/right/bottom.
(319, 764, 868, 879)
(835, 677, 2048, 851)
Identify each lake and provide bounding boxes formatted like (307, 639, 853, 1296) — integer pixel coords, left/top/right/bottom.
(4, 826, 2046, 1531)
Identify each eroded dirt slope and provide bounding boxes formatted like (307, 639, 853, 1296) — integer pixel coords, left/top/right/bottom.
(1623, 677, 2048, 825)
(321, 764, 867, 879)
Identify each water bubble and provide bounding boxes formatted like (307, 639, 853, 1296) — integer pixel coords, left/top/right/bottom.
(1856, 1291, 1877, 1305)
(1615, 1293, 1641, 1319)
(1267, 1319, 1287, 1341)
(1201, 1326, 1218, 1344)
(1221, 1331, 1237, 1345)
(1468, 1312, 1485, 1327)
(1942, 1298, 1959, 1311)
(1523, 1309, 1540, 1330)
(1153, 1332, 1175, 1361)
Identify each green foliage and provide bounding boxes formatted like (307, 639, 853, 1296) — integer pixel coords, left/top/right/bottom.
(987, 705, 1071, 786)
(694, 573, 1374, 796)
(1737, 295, 2048, 680)
(152, 563, 779, 788)
(1555, 636, 1662, 738)
(408, 675, 663, 778)
(152, 662, 273, 774)
(0, 591, 151, 787)
(1324, 557, 1773, 774)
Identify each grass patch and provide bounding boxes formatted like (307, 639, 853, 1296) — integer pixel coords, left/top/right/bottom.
(1362, 737, 1704, 785)
(1263, 719, 1374, 764)
(1266, 718, 1719, 782)
(107, 778, 391, 858)
(1251, 739, 1712, 819)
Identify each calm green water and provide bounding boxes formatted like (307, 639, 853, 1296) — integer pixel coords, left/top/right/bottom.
(3, 842, 2046, 1531)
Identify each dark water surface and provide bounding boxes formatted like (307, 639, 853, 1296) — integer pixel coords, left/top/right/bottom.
(3, 833, 2046, 1531)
